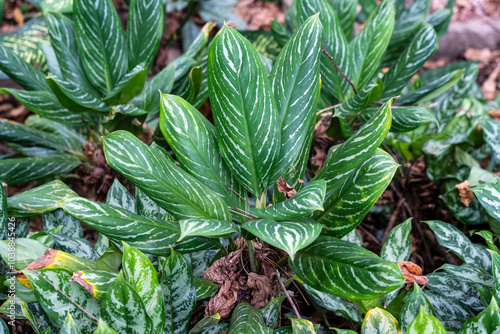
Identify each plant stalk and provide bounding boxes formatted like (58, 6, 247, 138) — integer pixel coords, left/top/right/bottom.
(247, 239, 258, 273)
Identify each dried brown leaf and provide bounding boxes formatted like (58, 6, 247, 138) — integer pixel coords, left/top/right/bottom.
(277, 177, 297, 199)
(398, 261, 429, 286)
(455, 180, 474, 207)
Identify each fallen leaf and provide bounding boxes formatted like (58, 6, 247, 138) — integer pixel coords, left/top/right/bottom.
(398, 261, 429, 286)
(455, 180, 474, 207)
(277, 177, 297, 199)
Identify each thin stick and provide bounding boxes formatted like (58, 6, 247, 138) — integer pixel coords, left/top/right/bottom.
(228, 187, 253, 207)
(234, 207, 258, 219)
(322, 41, 358, 94)
(229, 209, 251, 219)
(277, 272, 301, 319)
(316, 102, 343, 115)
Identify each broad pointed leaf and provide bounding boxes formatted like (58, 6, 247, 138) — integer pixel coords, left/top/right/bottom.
(102, 63, 147, 105)
(481, 118, 500, 163)
(472, 183, 500, 222)
(0, 238, 47, 270)
(381, 218, 412, 262)
(189, 314, 221, 334)
(261, 296, 286, 328)
(400, 283, 436, 333)
(290, 236, 404, 299)
(43, 208, 84, 239)
(407, 307, 446, 334)
(103, 131, 231, 221)
(228, 303, 273, 334)
(59, 313, 82, 334)
(291, 319, 316, 333)
(48, 233, 99, 261)
(458, 298, 500, 333)
(0, 184, 6, 240)
(361, 308, 398, 334)
(94, 319, 118, 334)
(71, 270, 118, 300)
(331, 0, 358, 40)
(135, 188, 175, 221)
(440, 263, 494, 288)
(194, 278, 218, 301)
(106, 179, 136, 213)
(208, 24, 280, 195)
(178, 219, 239, 241)
(337, 78, 383, 116)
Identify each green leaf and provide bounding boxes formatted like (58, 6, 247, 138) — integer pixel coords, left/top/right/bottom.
(261, 296, 286, 328)
(0, 238, 47, 270)
(103, 131, 232, 221)
(101, 271, 153, 334)
(458, 298, 500, 333)
(440, 263, 494, 288)
(481, 118, 500, 163)
(208, 24, 280, 195)
(315, 149, 398, 237)
(94, 319, 118, 334)
(194, 277, 218, 301)
(290, 236, 404, 299)
(126, 0, 163, 70)
(73, 0, 127, 94)
(268, 14, 322, 182)
(103, 63, 147, 105)
(242, 218, 322, 259)
(389, 106, 438, 133)
(48, 233, 99, 261)
(59, 313, 82, 334)
(0, 41, 50, 91)
(178, 219, 239, 241)
(291, 319, 316, 333)
(159, 94, 245, 210)
(0, 318, 8, 334)
(270, 19, 290, 46)
(381, 24, 438, 100)
(106, 179, 136, 213)
(491, 251, 500, 303)
(0, 181, 7, 240)
(407, 307, 446, 334)
(228, 303, 273, 334)
(472, 183, 500, 222)
(141, 61, 176, 112)
(400, 283, 436, 333)
(251, 179, 326, 220)
(110, 104, 147, 117)
(381, 218, 412, 262)
(426, 220, 491, 270)
(24, 268, 100, 333)
(122, 243, 165, 334)
(337, 78, 383, 116)
(160, 249, 196, 334)
(332, 0, 358, 40)
(7, 180, 77, 217)
(43, 208, 84, 239)
(298, 0, 350, 100)
(189, 314, 221, 334)
(70, 270, 118, 300)
(349, 0, 395, 91)
(361, 308, 398, 334)
(135, 188, 175, 222)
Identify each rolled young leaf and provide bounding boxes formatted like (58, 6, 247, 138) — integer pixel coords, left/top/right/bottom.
(59, 313, 82, 334)
(399, 283, 436, 333)
(208, 24, 280, 195)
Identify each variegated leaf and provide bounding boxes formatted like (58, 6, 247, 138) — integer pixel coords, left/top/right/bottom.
(24, 268, 100, 333)
(62, 197, 214, 255)
(7, 180, 77, 216)
(141, 60, 176, 112)
(440, 263, 494, 288)
(106, 179, 136, 213)
(390, 106, 437, 132)
(94, 319, 119, 334)
(458, 298, 500, 333)
(331, 0, 358, 40)
(268, 14, 322, 182)
(361, 308, 398, 334)
(101, 271, 153, 334)
(73, 0, 127, 94)
(102, 63, 147, 105)
(291, 318, 316, 333)
(270, 19, 290, 46)
(314, 149, 398, 237)
(251, 179, 326, 220)
(194, 277, 218, 301)
(159, 94, 245, 211)
(337, 78, 383, 116)
(122, 242, 165, 334)
(0, 238, 47, 270)
(59, 313, 82, 334)
(160, 249, 196, 334)
(135, 188, 175, 222)
(242, 218, 322, 259)
(400, 283, 436, 333)
(178, 219, 239, 241)
(261, 296, 286, 329)
(426, 220, 491, 270)
(126, 0, 163, 70)
(381, 218, 412, 262)
(297, 0, 350, 100)
(481, 118, 500, 163)
(290, 236, 404, 299)
(349, 0, 395, 91)
(71, 270, 118, 300)
(48, 233, 99, 261)
(381, 24, 438, 100)
(472, 183, 500, 222)
(0, 183, 6, 240)
(228, 303, 273, 334)
(407, 307, 446, 334)
(189, 314, 221, 334)
(491, 251, 500, 303)
(103, 131, 231, 221)
(208, 24, 280, 195)
(43, 208, 84, 238)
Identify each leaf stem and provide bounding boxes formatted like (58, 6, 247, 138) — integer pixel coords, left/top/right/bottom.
(247, 239, 258, 273)
(321, 41, 358, 94)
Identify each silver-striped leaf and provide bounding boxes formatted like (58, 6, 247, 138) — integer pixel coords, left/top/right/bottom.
(268, 14, 322, 182)
(23, 268, 100, 333)
(291, 319, 316, 333)
(94, 319, 118, 334)
(126, 0, 163, 70)
(336, 78, 383, 116)
(48, 233, 99, 261)
(242, 218, 322, 259)
(59, 313, 82, 334)
(481, 118, 500, 163)
(361, 308, 398, 334)
(160, 249, 196, 334)
(103, 131, 232, 221)
(135, 188, 175, 222)
(106, 179, 136, 213)
(141, 60, 176, 112)
(457, 298, 500, 334)
(290, 236, 405, 299)
(228, 303, 273, 334)
(194, 277, 218, 301)
(472, 183, 500, 222)
(303, 284, 363, 322)
(159, 94, 245, 211)
(122, 242, 165, 334)
(101, 271, 153, 334)
(331, 0, 358, 40)
(491, 251, 500, 303)
(208, 24, 280, 195)
(440, 263, 494, 288)
(73, 0, 127, 94)
(178, 219, 239, 241)
(261, 296, 286, 328)
(0, 183, 6, 240)
(71, 270, 118, 300)
(407, 308, 446, 334)
(251, 179, 326, 220)
(381, 218, 412, 262)
(102, 63, 147, 105)
(400, 283, 437, 333)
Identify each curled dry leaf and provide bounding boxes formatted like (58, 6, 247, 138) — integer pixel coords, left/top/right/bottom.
(277, 177, 297, 199)
(455, 180, 474, 207)
(398, 261, 429, 286)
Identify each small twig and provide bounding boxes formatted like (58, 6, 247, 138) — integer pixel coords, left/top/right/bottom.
(234, 207, 258, 219)
(321, 41, 358, 94)
(228, 187, 253, 208)
(277, 272, 301, 319)
(316, 102, 343, 115)
(229, 209, 251, 219)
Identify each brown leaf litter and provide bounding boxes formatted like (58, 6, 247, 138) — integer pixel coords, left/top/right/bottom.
(455, 180, 474, 207)
(398, 261, 429, 286)
(277, 177, 297, 199)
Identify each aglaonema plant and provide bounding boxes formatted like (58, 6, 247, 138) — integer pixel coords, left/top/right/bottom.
(1, 15, 407, 333)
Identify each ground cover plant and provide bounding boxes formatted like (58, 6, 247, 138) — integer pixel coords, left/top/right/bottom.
(0, 0, 500, 333)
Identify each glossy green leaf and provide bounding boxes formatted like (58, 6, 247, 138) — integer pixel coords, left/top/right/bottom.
(381, 218, 412, 262)
(48, 233, 99, 261)
(228, 303, 273, 334)
(106, 179, 136, 213)
(122, 243, 165, 334)
(0, 318, 8, 334)
(361, 308, 398, 334)
(298, 0, 350, 100)
(159, 94, 245, 210)
(24, 268, 100, 332)
(270, 19, 290, 46)
(261, 296, 286, 329)
(126, 0, 163, 70)
(400, 283, 436, 333)
(101, 271, 153, 334)
(24, 115, 86, 147)
(160, 249, 196, 334)
(103, 63, 147, 105)
(332, 0, 358, 40)
(135, 188, 175, 222)
(458, 298, 500, 333)
(103, 131, 231, 221)
(268, 14, 322, 182)
(194, 277, 218, 301)
(491, 251, 500, 303)
(73, 0, 127, 94)
(407, 307, 446, 334)
(337, 78, 383, 116)
(178, 219, 239, 241)
(59, 313, 82, 334)
(43, 208, 84, 239)
(0, 238, 47, 270)
(291, 318, 316, 333)
(94, 319, 119, 334)
(440, 263, 494, 288)
(189, 314, 221, 334)
(381, 24, 438, 100)
(208, 24, 280, 195)
(141, 60, 176, 112)
(251, 179, 326, 220)
(290, 236, 404, 299)
(390, 106, 438, 132)
(71, 270, 118, 300)
(426, 220, 491, 270)
(472, 183, 500, 222)
(7, 180, 77, 216)
(481, 118, 500, 162)
(0, 184, 6, 240)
